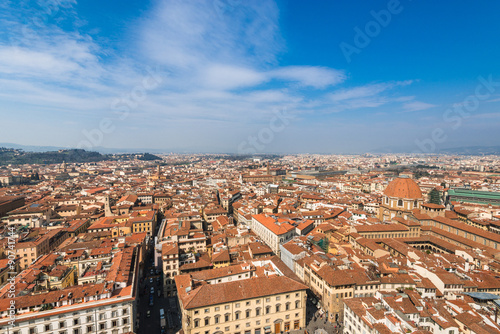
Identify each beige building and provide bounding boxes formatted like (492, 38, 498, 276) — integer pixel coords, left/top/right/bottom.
(175, 272, 308, 334)
(162, 242, 180, 296)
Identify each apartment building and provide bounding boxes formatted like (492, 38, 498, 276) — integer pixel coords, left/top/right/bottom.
(0, 283, 136, 334)
(251, 214, 296, 256)
(175, 272, 307, 334)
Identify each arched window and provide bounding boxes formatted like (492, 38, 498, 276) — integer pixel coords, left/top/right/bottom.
(397, 199, 403, 207)
(414, 200, 418, 208)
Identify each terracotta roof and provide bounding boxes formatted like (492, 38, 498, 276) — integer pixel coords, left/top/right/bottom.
(384, 177, 423, 199)
(176, 275, 307, 309)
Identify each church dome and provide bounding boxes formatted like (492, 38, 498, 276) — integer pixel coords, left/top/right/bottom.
(383, 177, 422, 199)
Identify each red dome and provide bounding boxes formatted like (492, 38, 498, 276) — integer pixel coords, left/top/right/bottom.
(384, 177, 422, 199)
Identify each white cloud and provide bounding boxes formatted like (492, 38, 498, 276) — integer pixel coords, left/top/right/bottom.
(329, 81, 412, 102)
(200, 64, 267, 90)
(270, 66, 345, 88)
(138, 0, 282, 69)
(402, 101, 436, 112)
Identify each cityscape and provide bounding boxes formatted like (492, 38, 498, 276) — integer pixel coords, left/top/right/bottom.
(0, 154, 499, 334)
(1, 1, 500, 334)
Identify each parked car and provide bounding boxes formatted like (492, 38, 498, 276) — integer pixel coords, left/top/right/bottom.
(146, 310, 151, 318)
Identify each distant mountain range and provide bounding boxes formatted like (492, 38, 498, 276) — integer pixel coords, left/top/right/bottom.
(370, 145, 500, 155)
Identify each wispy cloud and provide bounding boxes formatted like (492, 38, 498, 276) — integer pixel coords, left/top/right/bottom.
(402, 100, 436, 112)
(0, 0, 435, 151)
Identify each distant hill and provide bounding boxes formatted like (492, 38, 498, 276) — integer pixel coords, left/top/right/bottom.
(0, 148, 163, 166)
(0, 148, 109, 165)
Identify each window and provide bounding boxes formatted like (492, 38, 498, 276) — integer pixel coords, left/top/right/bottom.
(246, 301, 251, 306)
(246, 310, 251, 318)
(276, 304, 280, 312)
(86, 325, 93, 333)
(235, 303, 240, 308)
(295, 300, 300, 308)
(235, 311, 241, 320)
(397, 199, 403, 207)
(256, 308, 261, 316)
(266, 306, 271, 314)
(215, 315, 220, 324)
(194, 310, 199, 315)
(204, 308, 209, 313)
(45, 325, 52, 331)
(194, 319, 200, 327)
(204, 318, 210, 326)
(60, 321, 66, 328)
(285, 303, 290, 311)
(225, 305, 230, 310)
(266, 298, 270, 302)
(225, 313, 230, 322)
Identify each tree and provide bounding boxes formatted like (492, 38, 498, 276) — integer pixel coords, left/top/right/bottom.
(428, 188, 441, 205)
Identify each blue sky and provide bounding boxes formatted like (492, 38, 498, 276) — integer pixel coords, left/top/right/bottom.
(1, 0, 500, 154)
